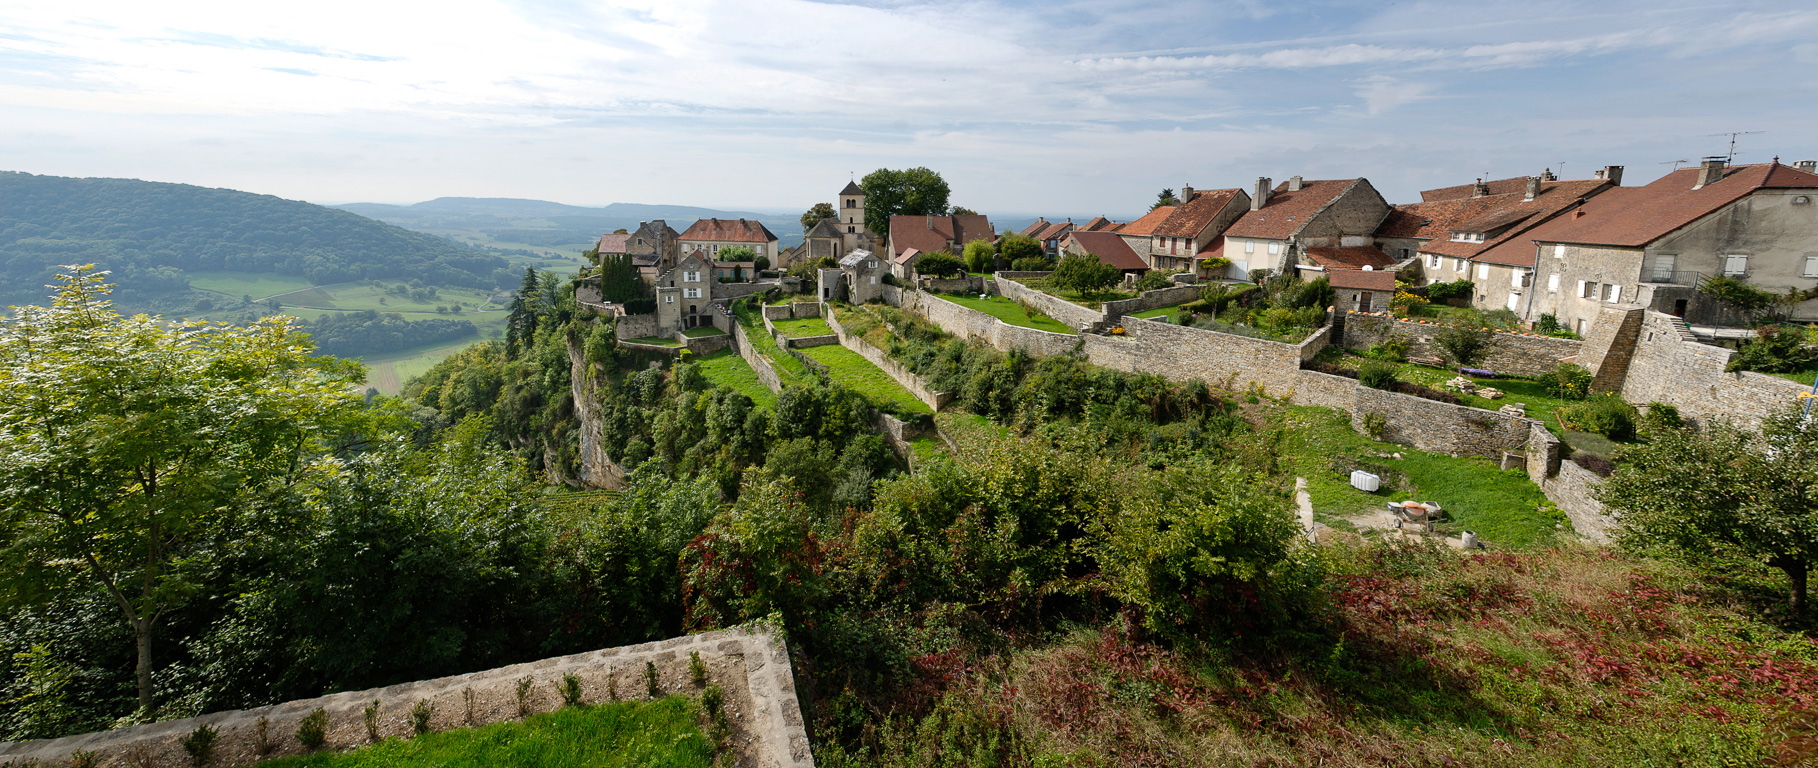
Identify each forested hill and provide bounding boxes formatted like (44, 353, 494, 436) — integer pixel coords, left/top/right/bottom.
(0, 171, 511, 304)
(337, 197, 805, 248)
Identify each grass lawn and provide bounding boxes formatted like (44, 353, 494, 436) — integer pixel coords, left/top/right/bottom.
(936, 293, 1072, 333)
(934, 411, 1013, 452)
(1769, 369, 1818, 386)
(1324, 354, 1576, 434)
(694, 349, 776, 407)
(683, 326, 727, 338)
(260, 697, 711, 768)
(1272, 405, 1565, 548)
(1008, 276, 1133, 308)
(766, 293, 809, 305)
(1129, 301, 1192, 320)
(909, 434, 947, 466)
(799, 344, 932, 415)
(732, 306, 811, 386)
(625, 336, 681, 347)
(771, 317, 834, 338)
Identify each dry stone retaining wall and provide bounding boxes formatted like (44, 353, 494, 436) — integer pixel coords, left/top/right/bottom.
(895, 288, 1081, 358)
(1620, 310, 1807, 431)
(732, 322, 787, 394)
(992, 274, 1105, 330)
(824, 307, 954, 412)
(1341, 312, 1582, 378)
(615, 312, 664, 341)
(1101, 284, 1201, 319)
(1540, 460, 1616, 544)
(0, 625, 815, 768)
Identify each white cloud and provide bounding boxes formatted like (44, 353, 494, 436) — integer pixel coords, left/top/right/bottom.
(1355, 76, 1432, 116)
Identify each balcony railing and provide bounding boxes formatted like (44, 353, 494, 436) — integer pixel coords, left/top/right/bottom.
(1641, 269, 1702, 286)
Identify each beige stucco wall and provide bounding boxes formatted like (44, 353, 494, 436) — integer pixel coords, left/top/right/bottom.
(1525, 242, 1646, 332)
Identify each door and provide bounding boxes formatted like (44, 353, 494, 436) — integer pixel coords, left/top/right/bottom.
(1358, 291, 1373, 312)
(1507, 292, 1520, 311)
(1673, 299, 1688, 318)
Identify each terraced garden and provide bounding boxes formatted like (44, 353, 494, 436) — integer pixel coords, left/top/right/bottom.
(933, 292, 1071, 333)
(797, 344, 931, 415)
(694, 349, 777, 407)
(770, 316, 834, 338)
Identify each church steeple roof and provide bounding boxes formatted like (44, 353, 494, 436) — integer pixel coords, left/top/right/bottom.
(840, 180, 863, 196)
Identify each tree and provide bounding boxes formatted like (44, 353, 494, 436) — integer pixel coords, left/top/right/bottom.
(913, 252, 964, 279)
(800, 202, 836, 231)
(996, 233, 1043, 265)
(1051, 253, 1121, 296)
(1599, 407, 1818, 615)
(595, 247, 647, 304)
(717, 246, 757, 263)
(613, 228, 629, 234)
(1433, 324, 1496, 367)
(951, 206, 978, 216)
(860, 167, 951, 237)
(506, 267, 541, 358)
(962, 240, 996, 274)
(753, 256, 771, 272)
(1152, 188, 1180, 210)
(0, 266, 366, 715)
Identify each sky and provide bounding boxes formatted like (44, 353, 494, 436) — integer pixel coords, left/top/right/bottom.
(4, 0, 1817, 218)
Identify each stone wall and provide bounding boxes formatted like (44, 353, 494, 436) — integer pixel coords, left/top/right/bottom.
(824, 307, 954, 412)
(1541, 460, 1616, 544)
(992, 275, 1105, 330)
(732, 322, 787, 394)
(1101, 284, 1201, 319)
(1341, 312, 1583, 377)
(1079, 316, 1305, 394)
(716, 282, 769, 301)
(763, 301, 825, 321)
(920, 275, 986, 294)
(683, 333, 733, 355)
(615, 312, 664, 341)
(1620, 310, 1809, 431)
(895, 288, 1082, 358)
(1349, 385, 1540, 460)
(872, 410, 926, 464)
(0, 625, 815, 768)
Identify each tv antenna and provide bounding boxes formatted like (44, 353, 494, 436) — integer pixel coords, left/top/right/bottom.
(1659, 159, 1691, 171)
(1700, 131, 1765, 163)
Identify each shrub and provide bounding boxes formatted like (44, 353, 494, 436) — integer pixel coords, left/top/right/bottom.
(689, 651, 707, 687)
(1426, 279, 1474, 302)
(1540, 362, 1593, 400)
(560, 673, 584, 708)
(1434, 324, 1495, 366)
(1535, 312, 1577, 338)
(409, 699, 434, 735)
(362, 699, 381, 742)
(645, 661, 661, 698)
(1728, 323, 1817, 373)
(1051, 253, 1122, 295)
(1362, 412, 1388, 439)
(1364, 337, 1408, 362)
(1558, 393, 1639, 440)
(1010, 256, 1048, 272)
(68, 750, 99, 768)
(253, 716, 276, 757)
(916, 252, 964, 279)
(296, 707, 329, 750)
(515, 675, 535, 718)
(752, 255, 770, 272)
(1641, 402, 1683, 436)
(1134, 270, 1175, 292)
(963, 240, 996, 273)
(178, 723, 218, 767)
(1358, 360, 1400, 389)
(1390, 290, 1429, 316)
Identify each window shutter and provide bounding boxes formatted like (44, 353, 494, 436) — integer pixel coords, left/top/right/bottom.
(1548, 274, 1560, 292)
(1609, 285, 1621, 302)
(1805, 256, 1818, 278)
(1576, 280, 1587, 297)
(1553, 244, 1566, 259)
(1476, 263, 1488, 279)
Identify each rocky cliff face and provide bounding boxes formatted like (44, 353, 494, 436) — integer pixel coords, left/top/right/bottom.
(568, 335, 626, 489)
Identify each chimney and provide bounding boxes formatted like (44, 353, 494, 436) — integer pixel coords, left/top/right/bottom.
(1472, 178, 1489, 197)
(1288, 175, 1303, 192)
(1181, 184, 1194, 200)
(1694, 158, 1726, 189)
(1251, 177, 1273, 210)
(1541, 168, 1556, 181)
(1797, 160, 1817, 174)
(926, 215, 933, 229)
(1592, 165, 1624, 185)
(1523, 176, 1540, 202)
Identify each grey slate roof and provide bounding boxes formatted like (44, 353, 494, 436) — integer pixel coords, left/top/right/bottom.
(840, 181, 864, 196)
(839, 249, 874, 267)
(805, 218, 844, 239)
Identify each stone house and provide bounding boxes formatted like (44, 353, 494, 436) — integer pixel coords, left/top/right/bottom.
(1029, 219, 1074, 258)
(1145, 186, 1250, 275)
(1063, 230, 1149, 276)
(1219, 176, 1391, 280)
(1476, 159, 1818, 332)
(839, 249, 888, 304)
(678, 218, 780, 264)
(801, 217, 846, 268)
(628, 220, 682, 275)
(1328, 267, 1397, 313)
(654, 251, 723, 330)
(1115, 205, 1177, 262)
(891, 247, 924, 279)
(888, 213, 996, 261)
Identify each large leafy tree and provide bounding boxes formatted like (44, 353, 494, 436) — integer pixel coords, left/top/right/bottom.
(860, 167, 951, 237)
(1152, 188, 1181, 210)
(0, 266, 365, 715)
(1051, 253, 1122, 296)
(800, 202, 836, 231)
(1599, 407, 1818, 615)
(996, 233, 1043, 264)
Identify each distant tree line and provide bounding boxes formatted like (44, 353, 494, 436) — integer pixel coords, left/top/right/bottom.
(300, 310, 478, 358)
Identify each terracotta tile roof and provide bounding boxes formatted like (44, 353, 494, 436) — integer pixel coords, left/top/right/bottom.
(678, 218, 778, 243)
(1403, 179, 1611, 262)
(1454, 207, 1538, 235)
(840, 180, 864, 196)
(1153, 188, 1243, 238)
(1037, 221, 1074, 241)
(889, 213, 996, 256)
(1304, 245, 1393, 270)
(596, 233, 631, 253)
(1068, 230, 1148, 270)
(1223, 179, 1359, 240)
(893, 247, 922, 265)
(805, 218, 844, 239)
(1475, 163, 1818, 265)
(1326, 268, 1397, 291)
(1018, 219, 1051, 237)
(1080, 216, 1112, 231)
(1420, 175, 1535, 202)
(1118, 206, 1176, 237)
(1198, 239, 1224, 258)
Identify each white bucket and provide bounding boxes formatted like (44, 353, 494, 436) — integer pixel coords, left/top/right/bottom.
(1461, 530, 1478, 548)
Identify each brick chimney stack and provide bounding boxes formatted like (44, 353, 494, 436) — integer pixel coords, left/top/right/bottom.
(1523, 176, 1541, 202)
(1593, 165, 1624, 185)
(1797, 160, 1817, 174)
(1472, 178, 1489, 197)
(1287, 175, 1303, 192)
(1181, 184, 1194, 200)
(1694, 158, 1726, 189)
(1251, 177, 1273, 211)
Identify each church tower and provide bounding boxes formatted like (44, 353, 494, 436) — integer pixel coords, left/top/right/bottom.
(838, 180, 872, 251)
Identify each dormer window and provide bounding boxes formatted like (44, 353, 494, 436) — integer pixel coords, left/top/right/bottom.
(1450, 232, 1485, 243)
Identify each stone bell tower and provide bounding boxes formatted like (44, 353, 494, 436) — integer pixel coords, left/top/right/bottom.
(838, 180, 873, 251)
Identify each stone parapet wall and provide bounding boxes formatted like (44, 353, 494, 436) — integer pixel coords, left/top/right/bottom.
(1350, 385, 1540, 460)
(1541, 460, 1617, 544)
(615, 312, 664, 341)
(760, 302, 823, 322)
(732, 322, 786, 394)
(1101, 284, 1201, 319)
(920, 275, 986, 294)
(683, 333, 733, 355)
(992, 275, 1105, 330)
(716, 282, 769, 301)
(824, 307, 954, 412)
(1621, 310, 1807, 431)
(1342, 312, 1583, 377)
(898, 290, 1081, 358)
(872, 411, 927, 464)
(781, 336, 839, 349)
(1080, 316, 1304, 394)
(0, 625, 815, 768)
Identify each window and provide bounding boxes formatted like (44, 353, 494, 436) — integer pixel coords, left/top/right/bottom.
(755, 245, 765, 255)
(845, 199, 854, 208)
(684, 271, 700, 282)
(1724, 254, 1749, 276)
(1475, 263, 1489, 279)
(1428, 254, 1441, 268)
(664, 295, 674, 304)
(1399, 248, 1411, 259)
(867, 261, 877, 269)
(870, 276, 878, 285)
(1553, 243, 1567, 259)
(1651, 254, 1677, 282)
(1578, 280, 1598, 299)
(1454, 258, 1466, 273)
(1268, 242, 1280, 255)
(1805, 255, 1818, 278)
(1548, 273, 1560, 292)
(685, 288, 702, 299)
(1602, 283, 1621, 302)
(1244, 241, 1255, 254)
